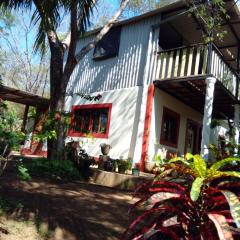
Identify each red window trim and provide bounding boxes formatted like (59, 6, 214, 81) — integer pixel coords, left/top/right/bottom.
(68, 103, 112, 138)
(160, 107, 180, 148)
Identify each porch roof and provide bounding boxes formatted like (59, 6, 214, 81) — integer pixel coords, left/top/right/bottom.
(154, 76, 237, 120)
(0, 85, 49, 107)
(159, 0, 240, 72)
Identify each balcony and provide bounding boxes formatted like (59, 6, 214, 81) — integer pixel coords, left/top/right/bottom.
(154, 44, 239, 119)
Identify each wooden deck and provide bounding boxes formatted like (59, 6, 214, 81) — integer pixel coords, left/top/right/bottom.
(154, 44, 239, 119)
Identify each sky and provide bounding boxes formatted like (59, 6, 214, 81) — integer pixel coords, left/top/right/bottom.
(1, 0, 240, 85)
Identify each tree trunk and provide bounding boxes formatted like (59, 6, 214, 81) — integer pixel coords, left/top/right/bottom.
(47, 0, 130, 161)
(47, 33, 65, 161)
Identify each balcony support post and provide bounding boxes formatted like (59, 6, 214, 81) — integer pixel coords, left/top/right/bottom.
(200, 76, 216, 160)
(234, 104, 240, 155)
(236, 45, 240, 98)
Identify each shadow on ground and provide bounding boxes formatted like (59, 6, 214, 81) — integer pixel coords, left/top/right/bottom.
(0, 167, 138, 240)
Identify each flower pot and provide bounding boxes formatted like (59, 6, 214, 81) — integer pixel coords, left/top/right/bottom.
(132, 168, 140, 176)
(144, 161, 155, 172)
(100, 144, 111, 155)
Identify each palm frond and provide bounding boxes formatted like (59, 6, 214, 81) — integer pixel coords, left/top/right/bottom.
(0, 0, 33, 10)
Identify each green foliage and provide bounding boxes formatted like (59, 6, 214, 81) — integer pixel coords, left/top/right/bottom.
(169, 154, 240, 201)
(19, 157, 81, 180)
(0, 0, 96, 55)
(17, 165, 32, 181)
(0, 99, 25, 152)
(124, 154, 240, 239)
(123, 0, 176, 15)
(0, 197, 23, 214)
(187, 0, 228, 43)
(210, 119, 221, 129)
(116, 158, 132, 173)
(27, 107, 36, 119)
(190, 177, 204, 202)
(34, 111, 71, 142)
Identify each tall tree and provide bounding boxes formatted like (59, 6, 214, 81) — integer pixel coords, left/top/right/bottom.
(0, 0, 130, 160)
(122, 0, 177, 15)
(0, 13, 49, 96)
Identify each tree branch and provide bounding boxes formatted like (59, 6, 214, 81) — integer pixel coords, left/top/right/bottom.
(75, 0, 130, 62)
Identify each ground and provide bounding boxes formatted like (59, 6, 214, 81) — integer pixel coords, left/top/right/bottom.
(0, 164, 137, 240)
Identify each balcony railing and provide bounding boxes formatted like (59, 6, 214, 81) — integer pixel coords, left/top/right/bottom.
(156, 44, 238, 97)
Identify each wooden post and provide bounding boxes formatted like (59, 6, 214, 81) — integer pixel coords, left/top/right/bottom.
(206, 42, 213, 75)
(21, 105, 29, 133)
(236, 45, 240, 98)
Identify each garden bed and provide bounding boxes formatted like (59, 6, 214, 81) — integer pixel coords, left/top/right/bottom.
(89, 167, 154, 190)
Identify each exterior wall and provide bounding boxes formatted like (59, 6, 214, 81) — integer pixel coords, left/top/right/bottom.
(148, 88, 203, 160)
(66, 16, 161, 95)
(65, 86, 145, 159)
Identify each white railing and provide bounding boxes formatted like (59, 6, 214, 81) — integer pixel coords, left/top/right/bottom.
(211, 48, 237, 96)
(156, 44, 237, 97)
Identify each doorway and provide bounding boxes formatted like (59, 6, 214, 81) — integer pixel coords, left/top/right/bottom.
(185, 119, 202, 154)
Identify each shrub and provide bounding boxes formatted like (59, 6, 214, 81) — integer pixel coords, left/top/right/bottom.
(18, 158, 82, 180)
(17, 160, 32, 181)
(116, 158, 132, 173)
(0, 197, 24, 214)
(123, 154, 240, 239)
(0, 99, 25, 153)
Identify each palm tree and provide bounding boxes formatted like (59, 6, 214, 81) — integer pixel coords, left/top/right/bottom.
(0, 0, 130, 160)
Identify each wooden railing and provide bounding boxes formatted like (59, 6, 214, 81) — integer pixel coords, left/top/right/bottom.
(156, 44, 238, 97)
(211, 47, 237, 95)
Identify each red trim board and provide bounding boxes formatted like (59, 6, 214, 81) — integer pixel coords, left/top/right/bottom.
(140, 84, 155, 171)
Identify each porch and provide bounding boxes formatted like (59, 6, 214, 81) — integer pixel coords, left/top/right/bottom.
(154, 44, 238, 120)
(153, 42, 239, 159)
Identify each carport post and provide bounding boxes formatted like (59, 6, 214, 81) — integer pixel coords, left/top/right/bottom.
(21, 104, 29, 133)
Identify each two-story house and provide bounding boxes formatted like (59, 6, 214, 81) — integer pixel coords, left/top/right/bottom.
(66, 0, 240, 170)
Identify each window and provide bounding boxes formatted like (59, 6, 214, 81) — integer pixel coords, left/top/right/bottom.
(69, 104, 112, 138)
(160, 107, 180, 148)
(93, 26, 121, 60)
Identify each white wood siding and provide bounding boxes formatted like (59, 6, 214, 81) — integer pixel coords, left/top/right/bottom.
(67, 16, 161, 94)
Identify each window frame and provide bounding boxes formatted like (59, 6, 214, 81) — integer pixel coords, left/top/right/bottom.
(160, 107, 180, 148)
(68, 103, 112, 138)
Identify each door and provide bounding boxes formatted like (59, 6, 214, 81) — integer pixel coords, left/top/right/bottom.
(185, 119, 202, 154)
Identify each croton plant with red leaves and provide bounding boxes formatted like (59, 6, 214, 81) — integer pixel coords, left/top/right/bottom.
(123, 154, 240, 240)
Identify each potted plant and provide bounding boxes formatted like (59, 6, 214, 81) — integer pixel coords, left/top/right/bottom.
(132, 162, 140, 176)
(144, 159, 156, 173)
(100, 143, 111, 155)
(117, 158, 132, 174)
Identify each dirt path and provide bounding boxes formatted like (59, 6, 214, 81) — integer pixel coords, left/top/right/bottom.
(0, 168, 137, 240)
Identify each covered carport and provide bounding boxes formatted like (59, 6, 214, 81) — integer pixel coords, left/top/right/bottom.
(0, 84, 49, 156)
(0, 84, 49, 133)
